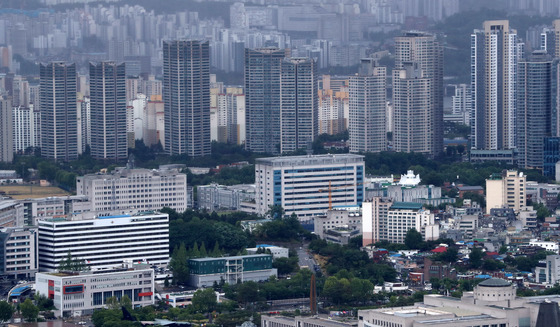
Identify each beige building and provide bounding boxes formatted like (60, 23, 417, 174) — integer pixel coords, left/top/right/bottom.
(392, 63, 432, 155)
(485, 170, 526, 214)
(554, 19, 560, 58)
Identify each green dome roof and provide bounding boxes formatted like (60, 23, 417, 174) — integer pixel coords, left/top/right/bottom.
(478, 278, 511, 287)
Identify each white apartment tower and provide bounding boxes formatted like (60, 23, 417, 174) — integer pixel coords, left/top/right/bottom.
(349, 58, 387, 153)
(471, 20, 521, 150)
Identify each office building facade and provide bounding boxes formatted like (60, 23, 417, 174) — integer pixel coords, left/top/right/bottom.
(188, 254, 277, 287)
(0, 97, 12, 162)
(516, 51, 557, 169)
(349, 59, 387, 153)
(37, 212, 169, 271)
(280, 57, 318, 153)
(255, 154, 365, 219)
(163, 40, 211, 156)
(76, 166, 188, 213)
(245, 48, 288, 154)
(36, 267, 154, 317)
(0, 226, 38, 280)
(40, 62, 78, 161)
(471, 20, 521, 151)
(486, 170, 526, 214)
(89, 62, 127, 160)
(394, 32, 443, 156)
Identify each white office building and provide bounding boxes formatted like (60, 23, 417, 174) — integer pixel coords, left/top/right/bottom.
(255, 154, 365, 219)
(36, 265, 154, 317)
(0, 226, 38, 280)
(76, 165, 189, 212)
(37, 211, 169, 271)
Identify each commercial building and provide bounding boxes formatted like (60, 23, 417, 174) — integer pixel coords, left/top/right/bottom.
(40, 62, 78, 161)
(362, 198, 438, 246)
(255, 154, 364, 219)
(485, 170, 526, 214)
(280, 57, 318, 153)
(359, 278, 560, 327)
(197, 183, 255, 211)
(392, 62, 432, 155)
(543, 137, 560, 178)
(245, 48, 288, 154)
(188, 254, 277, 287)
(349, 59, 387, 153)
(471, 20, 521, 151)
(246, 245, 289, 259)
(19, 195, 91, 226)
(0, 96, 13, 163)
(0, 226, 38, 280)
(313, 207, 362, 241)
(516, 51, 557, 169)
(37, 211, 169, 271)
(394, 31, 443, 156)
(163, 40, 211, 157)
(262, 315, 356, 327)
(36, 265, 154, 317)
(0, 200, 24, 227)
(76, 165, 188, 213)
(89, 61, 128, 160)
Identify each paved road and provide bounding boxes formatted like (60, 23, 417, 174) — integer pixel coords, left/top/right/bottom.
(296, 246, 317, 270)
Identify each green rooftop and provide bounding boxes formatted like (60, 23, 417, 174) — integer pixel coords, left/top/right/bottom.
(391, 202, 423, 210)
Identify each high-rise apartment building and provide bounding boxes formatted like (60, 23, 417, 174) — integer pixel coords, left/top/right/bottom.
(451, 84, 471, 126)
(349, 58, 387, 153)
(516, 51, 557, 169)
(394, 32, 443, 156)
(0, 97, 13, 163)
(393, 63, 432, 154)
(245, 48, 288, 154)
(163, 40, 211, 156)
(40, 62, 78, 161)
(555, 20, 560, 58)
(12, 105, 40, 154)
(471, 20, 521, 151)
(280, 57, 318, 153)
(90, 62, 127, 160)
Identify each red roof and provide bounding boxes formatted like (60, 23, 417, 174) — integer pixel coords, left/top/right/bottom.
(431, 246, 447, 253)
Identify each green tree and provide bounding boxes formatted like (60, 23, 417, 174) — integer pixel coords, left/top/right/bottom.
(169, 243, 189, 285)
(192, 288, 217, 313)
(20, 298, 38, 322)
(469, 247, 484, 268)
(267, 205, 285, 219)
(57, 251, 88, 272)
(211, 241, 221, 257)
(405, 228, 424, 249)
(272, 257, 299, 275)
(236, 281, 260, 306)
(0, 301, 14, 325)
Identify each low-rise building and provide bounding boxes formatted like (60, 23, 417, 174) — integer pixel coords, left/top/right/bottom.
(262, 315, 357, 327)
(246, 245, 289, 259)
(188, 254, 277, 288)
(359, 278, 558, 327)
(197, 183, 255, 211)
(19, 195, 90, 225)
(35, 265, 154, 317)
(0, 200, 24, 227)
(529, 240, 559, 253)
(0, 226, 38, 280)
(313, 207, 362, 239)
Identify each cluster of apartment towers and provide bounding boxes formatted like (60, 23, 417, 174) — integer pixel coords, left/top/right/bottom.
(1, 19, 559, 163)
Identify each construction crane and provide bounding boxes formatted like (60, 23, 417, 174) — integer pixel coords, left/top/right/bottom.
(318, 180, 364, 210)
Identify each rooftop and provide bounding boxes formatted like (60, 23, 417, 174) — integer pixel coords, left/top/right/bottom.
(256, 154, 364, 167)
(189, 254, 271, 262)
(478, 278, 511, 287)
(391, 202, 423, 210)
